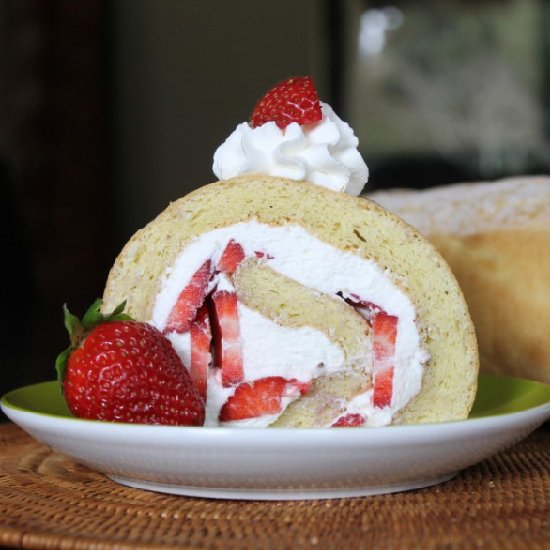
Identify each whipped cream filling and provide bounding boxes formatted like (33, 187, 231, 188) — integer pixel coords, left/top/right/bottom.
(212, 103, 369, 196)
(167, 301, 344, 428)
(150, 221, 428, 427)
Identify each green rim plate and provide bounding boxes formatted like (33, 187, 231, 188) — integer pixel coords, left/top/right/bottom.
(2, 373, 550, 422)
(469, 373, 550, 417)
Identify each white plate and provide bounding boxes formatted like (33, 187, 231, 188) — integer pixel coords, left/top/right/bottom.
(2, 376, 550, 500)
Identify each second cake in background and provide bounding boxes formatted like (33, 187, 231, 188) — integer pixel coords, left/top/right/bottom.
(369, 176, 550, 384)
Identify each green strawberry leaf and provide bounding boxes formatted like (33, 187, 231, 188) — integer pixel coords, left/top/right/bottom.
(81, 298, 104, 329)
(63, 304, 84, 347)
(111, 300, 130, 319)
(55, 348, 71, 385)
(82, 298, 132, 329)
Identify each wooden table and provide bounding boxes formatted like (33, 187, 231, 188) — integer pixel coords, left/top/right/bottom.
(0, 422, 548, 549)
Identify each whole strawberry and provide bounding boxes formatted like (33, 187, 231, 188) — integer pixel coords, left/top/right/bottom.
(250, 76, 323, 129)
(56, 300, 205, 426)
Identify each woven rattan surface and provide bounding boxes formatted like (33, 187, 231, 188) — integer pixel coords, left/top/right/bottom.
(0, 423, 548, 550)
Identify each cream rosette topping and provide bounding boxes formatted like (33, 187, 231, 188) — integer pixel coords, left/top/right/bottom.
(213, 77, 369, 196)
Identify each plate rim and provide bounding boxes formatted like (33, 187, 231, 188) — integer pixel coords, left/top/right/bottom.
(2, 375, 550, 439)
(3, 375, 549, 500)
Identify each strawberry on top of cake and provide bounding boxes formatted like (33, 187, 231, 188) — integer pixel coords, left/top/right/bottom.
(213, 76, 369, 196)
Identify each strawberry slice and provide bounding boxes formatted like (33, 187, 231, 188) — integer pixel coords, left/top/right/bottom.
(335, 295, 398, 408)
(189, 303, 211, 401)
(219, 376, 310, 422)
(372, 311, 398, 408)
(164, 260, 212, 334)
(218, 240, 245, 274)
(373, 368, 393, 409)
(332, 413, 365, 427)
(250, 76, 323, 129)
(209, 289, 244, 387)
(346, 293, 380, 312)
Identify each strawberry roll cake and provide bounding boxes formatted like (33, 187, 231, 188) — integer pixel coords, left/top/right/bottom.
(102, 77, 478, 428)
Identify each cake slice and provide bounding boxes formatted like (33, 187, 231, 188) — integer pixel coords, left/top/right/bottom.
(102, 175, 479, 427)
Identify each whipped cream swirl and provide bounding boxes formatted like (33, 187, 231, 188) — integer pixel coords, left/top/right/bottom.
(213, 103, 369, 196)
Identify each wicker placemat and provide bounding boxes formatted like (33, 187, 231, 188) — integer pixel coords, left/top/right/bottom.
(0, 422, 548, 550)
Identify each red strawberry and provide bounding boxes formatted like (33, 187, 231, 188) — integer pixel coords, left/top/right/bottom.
(332, 413, 365, 427)
(373, 368, 393, 409)
(56, 300, 205, 425)
(209, 289, 244, 387)
(218, 240, 245, 274)
(219, 376, 310, 422)
(164, 260, 212, 334)
(250, 76, 323, 129)
(372, 311, 398, 408)
(189, 303, 211, 401)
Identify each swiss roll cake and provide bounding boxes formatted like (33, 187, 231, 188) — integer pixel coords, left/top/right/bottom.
(102, 174, 479, 427)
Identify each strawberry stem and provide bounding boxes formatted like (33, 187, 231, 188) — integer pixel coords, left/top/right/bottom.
(63, 304, 85, 347)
